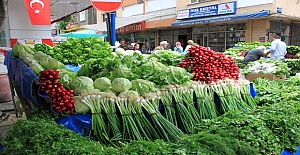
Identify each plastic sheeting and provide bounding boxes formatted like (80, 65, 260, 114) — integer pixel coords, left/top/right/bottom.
(56, 113, 91, 137)
(4, 50, 40, 106)
(65, 64, 81, 73)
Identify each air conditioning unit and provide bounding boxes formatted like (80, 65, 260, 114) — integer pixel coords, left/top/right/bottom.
(137, 0, 144, 4)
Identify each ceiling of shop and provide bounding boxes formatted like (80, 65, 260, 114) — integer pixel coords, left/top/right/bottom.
(50, 0, 91, 21)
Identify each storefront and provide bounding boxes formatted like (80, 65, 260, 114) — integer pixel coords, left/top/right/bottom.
(158, 28, 192, 50)
(192, 23, 246, 52)
(116, 22, 156, 52)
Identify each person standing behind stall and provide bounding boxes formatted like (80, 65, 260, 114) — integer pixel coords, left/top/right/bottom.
(133, 43, 142, 54)
(154, 41, 169, 52)
(184, 40, 194, 53)
(174, 41, 184, 54)
(119, 39, 129, 50)
(243, 46, 266, 64)
(264, 36, 287, 61)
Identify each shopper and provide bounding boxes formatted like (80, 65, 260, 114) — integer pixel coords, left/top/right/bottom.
(154, 41, 169, 51)
(119, 39, 129, 50)
(133, 43, 142, 54)
(174, 41, 183, 54)
(264, 36, 287, 61)
(243, 46, 266, 64)
(184, 40, 194, 53)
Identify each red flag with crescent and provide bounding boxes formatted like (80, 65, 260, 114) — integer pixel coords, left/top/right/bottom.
(24, 0, 51, 25)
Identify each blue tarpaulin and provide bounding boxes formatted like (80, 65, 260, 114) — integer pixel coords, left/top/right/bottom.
(172, 10, 270, 26)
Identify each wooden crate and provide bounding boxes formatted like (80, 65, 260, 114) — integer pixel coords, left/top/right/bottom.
(245, 73, 286, 82)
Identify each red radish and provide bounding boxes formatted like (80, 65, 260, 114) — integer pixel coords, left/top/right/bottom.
(39, 69, 76, 115)
(178, 46, 239, 83)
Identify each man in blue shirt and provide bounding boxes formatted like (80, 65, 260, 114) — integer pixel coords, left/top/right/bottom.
(265, 36, 287, 61)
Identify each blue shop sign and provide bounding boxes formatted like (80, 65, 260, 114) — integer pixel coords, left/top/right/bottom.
(177, 1, 237, 20)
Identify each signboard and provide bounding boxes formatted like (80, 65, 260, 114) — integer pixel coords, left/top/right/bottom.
(89, 0, 123, 12)
(277, 7, 282, 14)
(176, 1, 237, 20)
(173, 11, 270, 26)
(116, 22, 145, 34)
(259, 37, 265, 42)
(24, 0, 51, 25)
(17, 39, 42, 48)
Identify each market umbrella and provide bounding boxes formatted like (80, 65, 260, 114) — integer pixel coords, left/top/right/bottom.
(57, 30, 108, 38)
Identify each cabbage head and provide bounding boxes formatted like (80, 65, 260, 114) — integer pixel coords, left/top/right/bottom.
(94, 77, 111, 91)
(131, 79, 156, 94)
(112, 78, 132, 93)
(74, 96, 90, 114)
(70, 76, 94, 95)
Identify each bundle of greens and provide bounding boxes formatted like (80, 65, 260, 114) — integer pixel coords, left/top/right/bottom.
(192, 84, 218, 119)
(159, 89, 177, 126)
(168, 85, 195, 134)
(142, 93, 184, 142)
(81, 94, 108, 144)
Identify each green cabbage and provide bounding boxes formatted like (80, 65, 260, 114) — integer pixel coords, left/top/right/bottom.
(131, 79, 156, 94)
(74, 96, 90, 114)
(39, 56, 64, 70)
(112, 78, 132, 93)
(70, 76, 94, 95)
(28, 62, 44, 75)
(94, 77, 111, 91)
(34, 51, 48, 61)
(119, 90, 139, 101)
(11, 42, 25, 57)
(58, 69, 77, 89)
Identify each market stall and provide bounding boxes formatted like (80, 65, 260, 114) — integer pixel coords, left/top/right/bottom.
(1, 38, 300, 155)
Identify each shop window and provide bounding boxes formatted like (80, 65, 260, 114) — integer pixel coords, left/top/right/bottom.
(193, 23, 246, 52)
(293, 24, 300, 46)
(270, 21, 281, 33)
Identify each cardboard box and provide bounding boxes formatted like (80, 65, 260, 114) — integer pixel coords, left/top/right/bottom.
(245, 73, 286, 82)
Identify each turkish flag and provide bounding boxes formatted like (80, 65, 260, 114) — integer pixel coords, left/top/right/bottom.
(24, 0, 51, 25)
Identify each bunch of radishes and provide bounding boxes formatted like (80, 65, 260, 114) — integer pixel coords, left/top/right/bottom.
(178, 46, 239, 83)
(39, 69, 75, 114)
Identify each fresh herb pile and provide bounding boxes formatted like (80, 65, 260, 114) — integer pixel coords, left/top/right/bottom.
(195, 99, 300, 154)
(285, 59, 300, 75)
(34, 38, 113, 65)
(1, 112, 258, 155)
(254, 76, 300, 105)
(243, 58, 290, 76)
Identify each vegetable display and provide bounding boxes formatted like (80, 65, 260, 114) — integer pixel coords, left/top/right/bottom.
(39, 69, 75, 114)
(243, 59, 290, 76)
(6, 38, 300, 155)
(34, 38, 114, 65)
(224, 42, 271, 57)
(178, 46, 239, 83)
(149, 50, 185, 66)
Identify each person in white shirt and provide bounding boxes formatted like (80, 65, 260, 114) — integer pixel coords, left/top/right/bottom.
(184, 40, 194, 53)
(265, 36, 287, 61)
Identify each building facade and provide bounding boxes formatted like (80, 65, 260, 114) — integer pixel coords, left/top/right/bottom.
(96, 0, 300, 52)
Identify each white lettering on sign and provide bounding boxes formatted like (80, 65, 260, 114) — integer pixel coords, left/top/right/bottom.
(117, 22, 145, 33)
(177, 10, 190, 19)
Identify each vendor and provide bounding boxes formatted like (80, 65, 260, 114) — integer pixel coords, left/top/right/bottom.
(243, 46, 266, 64)
(264, 36, 287, 61)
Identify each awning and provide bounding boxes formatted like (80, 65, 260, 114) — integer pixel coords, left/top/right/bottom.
(172, 10, 270, 27)
(81, 14, 170, 31)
